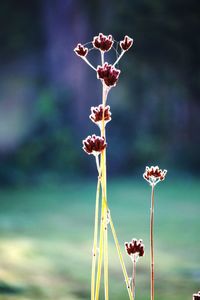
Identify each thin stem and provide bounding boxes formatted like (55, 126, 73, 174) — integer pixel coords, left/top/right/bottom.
(109, 215, 134, 300)
(100, 67, 109, 299)
(83, 57, 97, 71)
(132, 255, 136, 299)
(113, 50, 125, 67)
(95, 155, 100, 174)
(104, 206, 109, 300)
(95, 200, 105, 300)
(101, 51, 104, 65)
(150, 185, 155, 300)
(91, 177, 101, 300)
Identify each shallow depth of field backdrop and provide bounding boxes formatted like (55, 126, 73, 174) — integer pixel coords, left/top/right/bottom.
(0, 1, 200, 300)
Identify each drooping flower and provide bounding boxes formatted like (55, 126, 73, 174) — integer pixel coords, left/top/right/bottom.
(97, 63, 120, 87)
(74, 43, 88, 57)
(120, 35, 133, 51)
(82, 135, 107, 156)
(193, 292, 200, 300)
(143, 166, 167, 186)
(125, 239, 145, 259)
(89, 105, 112, 127)
(93, 33, 113, 52)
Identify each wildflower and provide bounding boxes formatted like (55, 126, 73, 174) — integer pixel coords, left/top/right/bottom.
(97, 63, 120, 87)
(82, 135, 107, 156)
(93, 33, 113, 52)
(143, 166, 167, 186)
(120, 35, 133, 51)
(125, 238, 144, 298)
(89, 105, 112, 127)
(74, 43, 88, 57)
(193, 292, 200, 300)
(125, 239, 145, 259)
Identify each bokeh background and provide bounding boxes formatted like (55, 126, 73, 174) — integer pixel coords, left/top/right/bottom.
(0, 0, 200, 299)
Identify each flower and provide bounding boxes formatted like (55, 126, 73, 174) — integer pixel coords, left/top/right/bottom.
(125, 239, 145, 259)
(97, 63, 120, 87)
(82, 135, 107, 155)
(143, 166, 167, 186)
(74, 43, 88, 57)
(193, 292, 200, 300)
(89, 105, 112, 126)
(120, 35, 133, 51)
(93, 33, 113, 52)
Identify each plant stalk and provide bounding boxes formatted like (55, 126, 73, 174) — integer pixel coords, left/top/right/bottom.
(91, 177, 101, 300)
(150, 185, 155, 300)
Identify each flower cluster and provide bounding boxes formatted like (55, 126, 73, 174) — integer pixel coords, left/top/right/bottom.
(90, 104, 111, 126)
(97, 63, 120, 87)
(125, 239, 145, 258)
(93, 33, 113, 52)
(74, 43, 88, 57)
(143, 166, 167, 186)
(120, 35, 134, 51)
(193, 292, 200, 300)
(82, 135, 106, 156)
(74, 33, 133, 88)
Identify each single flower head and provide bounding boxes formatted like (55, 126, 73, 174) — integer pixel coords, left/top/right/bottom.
(120, 35, 133, 51)
(143, 166, 167, 186)
(125, 239, 145, 261)
(74, 43, 88, 57)
(97, 63, 120, 87)
(93, 33, 113, 52)
(193, 292, 200, 300)
(82, 134, 107, 156)
(89, 104, 112, 127)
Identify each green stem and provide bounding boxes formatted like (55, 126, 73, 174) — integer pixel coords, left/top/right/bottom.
(91, 177, 101, 300)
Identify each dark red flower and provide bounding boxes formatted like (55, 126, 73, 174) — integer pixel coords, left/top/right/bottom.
(120, 35, 133, 51)
(97, 63, 120, 87)
(143, 166, 167, 186)
(89, 105, 111, 126)
(125, 239, 145, 258)
(93, 33, 113, 52)
(82, 135, 107, 155)
(74, 43, 88, 57)
(193, 292, 200, 300)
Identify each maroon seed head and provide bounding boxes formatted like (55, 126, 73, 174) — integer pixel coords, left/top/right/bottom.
(74, 43, 88, 57)
(93, 33, 113, 52)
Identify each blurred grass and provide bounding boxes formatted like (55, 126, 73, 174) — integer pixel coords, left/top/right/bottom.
(0, 177, 199, 300)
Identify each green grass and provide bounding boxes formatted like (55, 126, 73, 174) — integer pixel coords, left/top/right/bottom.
(0, 178, 199, 300)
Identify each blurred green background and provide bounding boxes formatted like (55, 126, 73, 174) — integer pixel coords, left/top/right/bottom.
(0, 0, 199, 299)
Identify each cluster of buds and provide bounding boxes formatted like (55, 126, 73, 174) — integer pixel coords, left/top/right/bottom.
(93, 33, 113, 52)
(143, 166, 167, 186)
(193, 292, 200, 300)
(76, 33, 133, 169)
(125, 239, 145, 261)
(97, 63, 121, 87)
(82, 135, 106, 156)
(74, 33, 133, 88)
(89, 105, 111, 127)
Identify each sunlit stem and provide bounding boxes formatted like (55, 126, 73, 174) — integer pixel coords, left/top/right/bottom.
(100, 56, 109, 299)
(95, 201, 105, 300)
(95, 49, 109, 299)
(113, 50, 125, 67)
(91, 175, 101, 300)
(132, 255, 137, 299)
(150, 184, 155, 300)
(101, 51, 104, 65)
(82, 57, 97, 71)
(109, 215, 134, 300)
(95, 154, 100, 175)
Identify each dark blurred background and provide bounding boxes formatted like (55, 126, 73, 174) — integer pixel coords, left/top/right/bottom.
(0, 1, 200, 300)
(0, 0, 200, 185)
